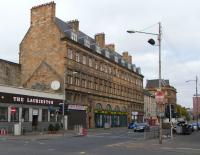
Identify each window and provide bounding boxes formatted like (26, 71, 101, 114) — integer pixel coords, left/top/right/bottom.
(89, 58, 92, 67)
(67, 49, 73, 59)
(22, 108, 29, 122)
(95, 60, 98, 70)
(84, 38, 90, 48)
(105, 50, 110, 58)
(114, 56, 118, 63)
(0, 107, 8, 122)
(11, 107, 19, 122)
(71, 31, 78, 41)
(96, 45, 101, 54)
(42, 109, 48, 122)
(82, 55, 87, 65)
(75, 52, 80, 62)
(106, 104, 112, 111)
(96, 103, 102, 110)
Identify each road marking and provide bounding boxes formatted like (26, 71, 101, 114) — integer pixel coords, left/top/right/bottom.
(48, 148, 55, 151)
(161, 147, 200, 151)
(80, 151, 86, 154)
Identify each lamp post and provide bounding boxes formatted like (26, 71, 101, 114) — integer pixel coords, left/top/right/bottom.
(186, 76, 199, 130)
(127, 22, 164, 144)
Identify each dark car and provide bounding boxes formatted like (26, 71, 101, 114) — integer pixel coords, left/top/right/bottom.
(134, 123, 150, 132)
(128, 122, 137, 129)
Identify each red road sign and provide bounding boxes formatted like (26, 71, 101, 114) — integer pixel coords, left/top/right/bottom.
(155, 91, 164, 103)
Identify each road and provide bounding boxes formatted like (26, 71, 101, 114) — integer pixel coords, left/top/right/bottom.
(0, 128, 199, 155)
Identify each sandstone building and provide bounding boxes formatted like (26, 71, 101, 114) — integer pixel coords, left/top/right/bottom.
(19, 2, 144, 128)
(0, 2, 144, 131)
(145, 79, 177, 118)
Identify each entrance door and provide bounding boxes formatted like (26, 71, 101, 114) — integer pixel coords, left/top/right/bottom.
(32, 109, 38, 131)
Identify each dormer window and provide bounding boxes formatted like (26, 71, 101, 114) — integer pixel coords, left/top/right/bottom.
(105, 50, 110, 58)
(71, 31, 78, 42)
(121, 59, 125, 66)
(114, 56, 118, 63)
(95, 45, 101, 54)
(84, 38, 90, 48)
(128, 63, 131, 69)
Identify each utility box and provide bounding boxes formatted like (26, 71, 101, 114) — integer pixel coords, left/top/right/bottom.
(14, 124, 21, 136)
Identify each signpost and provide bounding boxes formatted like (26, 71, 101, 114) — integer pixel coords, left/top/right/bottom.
(155, 90, 165, 144)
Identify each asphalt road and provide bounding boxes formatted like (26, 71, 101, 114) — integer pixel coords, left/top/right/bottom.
(0, 128, 199, 155)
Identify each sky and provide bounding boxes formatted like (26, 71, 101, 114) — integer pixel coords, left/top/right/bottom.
(0, 0, 200, 108)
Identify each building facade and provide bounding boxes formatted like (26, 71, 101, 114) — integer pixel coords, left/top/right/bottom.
(19, 2, 144, 129)
(146, 79, 177, 117)
(143, 90, 157, 125)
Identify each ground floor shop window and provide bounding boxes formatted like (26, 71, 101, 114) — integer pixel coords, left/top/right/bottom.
(95, 113, 127, 128)
(42, 109, 48, 122)
(50, 110, 56, 122)
(0, 107, 8, 122)
(11, 107, 19, 122)
(22, 108, 29, 122)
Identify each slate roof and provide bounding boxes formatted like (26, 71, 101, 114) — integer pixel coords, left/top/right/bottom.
(54, 17, 142, 76)
(146, 79, 170, 88)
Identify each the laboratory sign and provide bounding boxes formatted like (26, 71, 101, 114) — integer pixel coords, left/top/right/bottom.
(0, 92, 62, 106)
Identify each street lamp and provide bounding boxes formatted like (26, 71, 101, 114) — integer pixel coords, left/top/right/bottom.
(127, 22, 165, 144)
(186, 76, 199, 130)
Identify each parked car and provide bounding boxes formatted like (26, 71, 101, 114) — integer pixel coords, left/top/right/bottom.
(176, 121, 192, 135)
(134, 123, 150, 132)
(128, 122, 137, 129)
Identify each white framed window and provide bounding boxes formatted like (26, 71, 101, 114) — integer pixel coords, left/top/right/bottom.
(71, 31, 78, 42)
(84, 38, 90, 48)
(82, 55, 87, 65)
(114, 56, 118, 63)
(67, 49, 73, 59)
(105, 50, 110, 58)
(96, 45, 101, 54)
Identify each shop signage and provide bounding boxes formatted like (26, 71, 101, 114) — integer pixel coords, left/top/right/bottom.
(33, 109, 39, 115)
(68, 104, 87, 111)
(94, 110, 128, 115)
(0, 92, 62, 106)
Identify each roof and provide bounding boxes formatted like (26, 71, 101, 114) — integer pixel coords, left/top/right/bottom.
(146, 79, 170, 88)
(54, 17, 143, 77)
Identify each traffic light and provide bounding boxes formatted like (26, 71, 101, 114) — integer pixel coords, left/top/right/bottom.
(11, 107, 16, 114)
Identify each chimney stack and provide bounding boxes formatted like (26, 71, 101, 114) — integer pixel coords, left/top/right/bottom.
(31, 1, 56, 26)
(95, 33, 105, 48)
(122, 51, 132, 64)
(68, 19, 79, 32)
(105, 44, 115, 52)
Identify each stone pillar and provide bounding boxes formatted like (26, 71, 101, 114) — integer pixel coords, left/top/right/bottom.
(19, 107, 22, 122)
(29, 108, 33, 122)
(38, 109, 42, 122)
(8, 106, 11, 122)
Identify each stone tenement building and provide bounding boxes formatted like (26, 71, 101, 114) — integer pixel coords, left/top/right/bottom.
(19, 2, 144, 129)
(146, 79, 177, 117)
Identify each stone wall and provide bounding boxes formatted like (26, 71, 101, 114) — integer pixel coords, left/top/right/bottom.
(0, 59, 21, 86)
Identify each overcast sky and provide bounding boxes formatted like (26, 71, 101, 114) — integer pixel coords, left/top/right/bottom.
(0, 0, 199, 108)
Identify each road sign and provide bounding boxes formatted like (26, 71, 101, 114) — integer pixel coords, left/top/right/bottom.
(155, 90, 164, 103)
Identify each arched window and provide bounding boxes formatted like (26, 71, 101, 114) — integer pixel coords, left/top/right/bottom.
(106, 104, 112, 111)
(95, 103, 102, 110)
(122, 106, 127, 112)
(115, 105, 120, 111)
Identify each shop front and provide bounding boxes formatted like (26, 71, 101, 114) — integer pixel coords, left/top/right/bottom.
(94, 110, 128, 128)
(0, 88, 63, 133)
